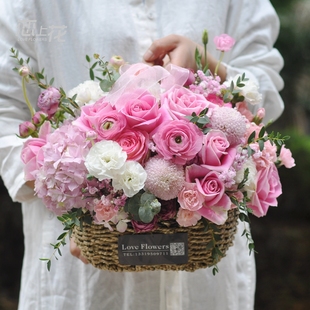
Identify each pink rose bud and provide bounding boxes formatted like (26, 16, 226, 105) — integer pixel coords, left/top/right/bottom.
(32, 111, 48, 126)
(214, 34, 235, 52)
(19, 121, 36, 138)
(184, 69, 196, 86)
(19, 65, 30, 77)
(37, 87, 61, 117)
(109, 55, 125, 71)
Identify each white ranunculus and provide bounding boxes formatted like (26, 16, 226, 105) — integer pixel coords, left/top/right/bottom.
(68, 80, 105, 106)
(235, 157, 257, 199)
(85, 140, 127, 180)
(112, 161, 147, 197)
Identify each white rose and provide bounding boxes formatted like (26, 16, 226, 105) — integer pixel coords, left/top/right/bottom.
(85, 140, 127, 180)
(235, 157, 257, 199)
(68, 80, 105, 106)
(112, 161, 147, 197)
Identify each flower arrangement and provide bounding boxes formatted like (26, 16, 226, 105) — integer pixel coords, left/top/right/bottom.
(12, 32, 295, 272)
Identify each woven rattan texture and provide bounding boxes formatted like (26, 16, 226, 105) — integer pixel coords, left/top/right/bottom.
(73, 209, 239, 272)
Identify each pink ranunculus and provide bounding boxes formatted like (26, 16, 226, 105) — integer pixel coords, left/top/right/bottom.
(198, 130, 237, 171)
(73, 98, 127, 141)
(176, 208, 201, 227)
(178, 182, 205, 211)
(114, 128, 149, 163)
(152, 119, 203, 165)
(94, 196, 119, 223)
(213, 34, 235, 52)
(248, 163, 282, 217)
(161, 85, 209, 120)
(37, 87, 61, 117)
(279, 146, 295, 168)
(21, 121, 51, 180)
(119, 89, 167, 133)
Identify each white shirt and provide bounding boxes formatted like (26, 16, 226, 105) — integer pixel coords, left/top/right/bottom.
(0, 1, 284, 309)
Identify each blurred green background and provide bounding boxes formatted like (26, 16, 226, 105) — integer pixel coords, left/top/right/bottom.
(0, 0, 309, 309)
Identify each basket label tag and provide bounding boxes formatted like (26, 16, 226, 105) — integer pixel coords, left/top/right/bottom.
(118, 233, 188, 265)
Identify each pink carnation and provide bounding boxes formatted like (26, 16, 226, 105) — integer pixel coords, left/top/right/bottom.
(213, 34, 235, 52)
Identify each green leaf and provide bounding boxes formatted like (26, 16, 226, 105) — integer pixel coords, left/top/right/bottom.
(86, 55, 91, 62)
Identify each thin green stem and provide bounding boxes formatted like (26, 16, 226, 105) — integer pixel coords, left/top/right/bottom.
(214, 51, 224, 76)
(22, 77, 35, 117)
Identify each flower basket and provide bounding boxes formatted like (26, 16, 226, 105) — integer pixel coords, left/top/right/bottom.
(72, 209, 239, 272)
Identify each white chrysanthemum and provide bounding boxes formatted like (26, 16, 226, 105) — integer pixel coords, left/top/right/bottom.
(112, 161, 147, 197)
(210, 106, 247, 146)
(85, 140, 127, 180)
(235, 157, 257, 199)
(68, 80, 105, 106)
(144, 156, 185, 200)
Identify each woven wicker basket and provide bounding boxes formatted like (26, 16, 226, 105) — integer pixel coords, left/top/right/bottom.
(73, 208, 239, 272)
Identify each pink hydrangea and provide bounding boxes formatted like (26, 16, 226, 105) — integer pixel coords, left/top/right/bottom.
(34, 122, 92, 215)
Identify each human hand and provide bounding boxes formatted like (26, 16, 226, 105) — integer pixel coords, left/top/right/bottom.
(70, 236, 89, 264)
(143, 34, 227, 81)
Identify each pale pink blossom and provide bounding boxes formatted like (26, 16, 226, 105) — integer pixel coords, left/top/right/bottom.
(279, 146, 295, 168)
(176, 208, 201, 227)
(37, 87, 61, 117)
(94, 196, 119, 223)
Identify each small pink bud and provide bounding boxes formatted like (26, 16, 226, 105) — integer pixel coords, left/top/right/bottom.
(19, 65, 30, 77)
(109, 55, 125, 71)
(86, 130, 98, 141)
(19, 121, 36, 138)
(256, 108, 265, 120)
(184, 69, 195, 86)
(32, 111, 48, 126)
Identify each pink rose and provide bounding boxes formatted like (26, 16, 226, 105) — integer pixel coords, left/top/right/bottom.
(19, 121, 36, 138)
(248, 163, 282, 217)
(152, 119, 203, 165)
(37, 87, 61, 117)
(213, 34, 235, 52)
(21, 122, 51, 181)
(185, 166, 231, 224)
(94, 196, 119, 222)
(161, 85, 209, 120)
(198, 130, 236, 171)
(114, 128, 149, 163)
(73, 99, 127, 140)
(158, 199, 177, 221)
(178, 182, 204, 211)
(176, 208, 201, 227)
(279, 146, 295, 168)
(119, 89, 168, 133)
